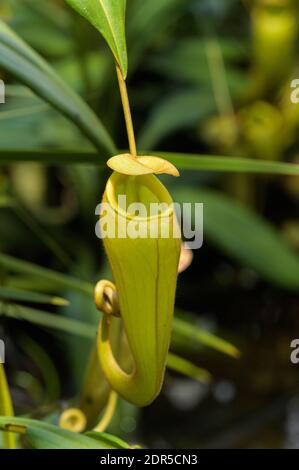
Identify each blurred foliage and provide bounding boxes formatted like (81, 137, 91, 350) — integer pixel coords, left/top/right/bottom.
(0, 0, 298, 449)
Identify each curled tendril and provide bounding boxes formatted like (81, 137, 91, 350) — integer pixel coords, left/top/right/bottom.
(95, 280, 119, 317)
(93, 391, 118, 433)
(59, 408, 87, 433)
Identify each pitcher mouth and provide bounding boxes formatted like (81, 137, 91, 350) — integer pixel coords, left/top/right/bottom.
(106, 172, 175, 221)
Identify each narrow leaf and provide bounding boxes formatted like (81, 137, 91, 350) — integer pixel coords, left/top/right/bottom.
(0, 416, 125, 449)
(0, 286, 69, 306)
(167, 353, 212, 383)
(0, 303, 95, 339)
(0, 253, 92, 296)
(0, 20, 116, 154)
(85, 431, 131, 449)
(174, 187, 299, 290)
(138, 90, 214, 150)
(173, 316, 240, 358)
(159, 152, 299, 176)
(1, 149, 299, 176)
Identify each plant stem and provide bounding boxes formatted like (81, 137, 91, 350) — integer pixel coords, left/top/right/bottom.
(93, 391, 118, 433)
(0, 364, 16, 449)
(116, 64, 137, 157)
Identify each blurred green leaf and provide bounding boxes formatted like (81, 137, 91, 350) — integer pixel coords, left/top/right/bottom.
(167, 353, 212, 383)
(18, 337, 60, 403)
(12, 371, 44, 405)
(0, 20, 116, 154)
(0, 252, 239, 358)
(0, 416, 126, 449)
(65, 0, 128, 77)
(0, 195, 72, 268)
(0, 253, 92, 296)
(0, 302, 95, 339)
(0, 293, 239, 365)
(138, 90, 214, 149)
(16, 0, 72, 31)
(85, 431, 132, 449)
(1, 150, 299, 176)
(0, 286, 69, 306)
(173, 316, 240, 358)
(55, 52, 110, 94)
(0, 88, 87, 150)
(148, 37, 248, 95)
(158, 152, 299, 175)
(128, 0, 190, 69)
(174, 187, 299, 290)
(11, 13, 73, 58)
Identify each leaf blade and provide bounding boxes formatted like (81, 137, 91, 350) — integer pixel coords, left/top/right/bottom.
(173, 187, 299, 290)
(167, 353, 212, 383)
(0, 286, 69, 306)
(0, 20, 116, 154)
(1, 149, 299, 176)
(0, 417, 124, 449)
(0, 253, 92, 296)
(173, 316, 240, 359)
(0, 303, 95, 339)
(65, 0, 128, 77)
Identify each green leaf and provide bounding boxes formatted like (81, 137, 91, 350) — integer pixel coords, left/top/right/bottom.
(167, 353, 212, 383)
(0, 293, 238, 362)
(85, 431, 131, 449)
(0, 366, 16, 449)
(159, 152, 299, 176)
(0, 286, 69, 306)
(0, 253, 92, 296)
(0, 20, 116, 154)
(0, 294, 238, 364)
(173, 316, 240, 359)
(0, 302, 95, 339)
(174, 187, 299, 290)
(148, 36, 247, 93)
(0, 417, 125, 449)
(18, 337, 60, 403)
(127, 0, 190, 69)
(65, 0, 128, 77)
(138, 90, 214, 150)
(1, 149, 299, 176)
